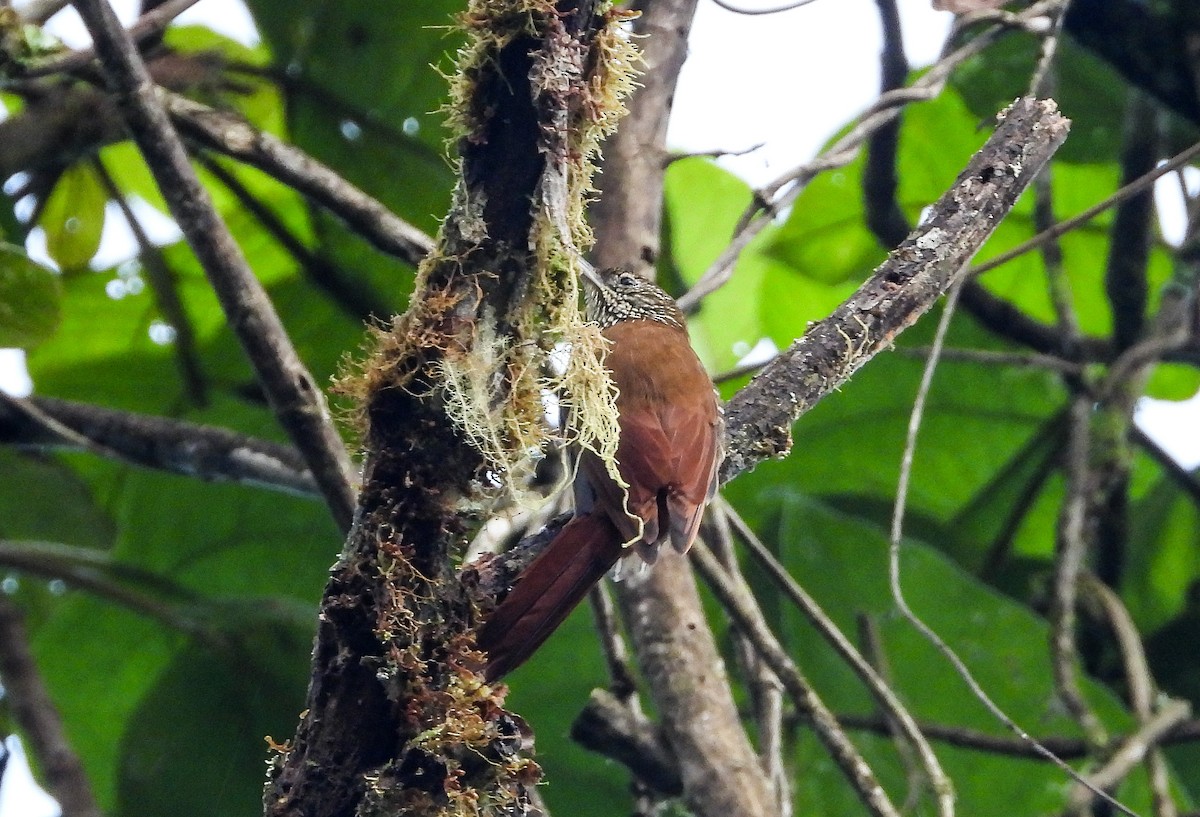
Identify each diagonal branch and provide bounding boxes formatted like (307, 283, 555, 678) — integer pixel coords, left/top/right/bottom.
(0, 596, 103, 817)
(0, 393, 318, 496)
(72, 0, 357, 532)
(167, 94, 435, 267)
(720, 97, 1070, 482)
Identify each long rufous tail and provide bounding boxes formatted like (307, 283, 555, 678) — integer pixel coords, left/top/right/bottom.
(479, 512, 623, 681)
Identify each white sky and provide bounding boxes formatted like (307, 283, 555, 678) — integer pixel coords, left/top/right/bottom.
(1, 1, 1198, 813)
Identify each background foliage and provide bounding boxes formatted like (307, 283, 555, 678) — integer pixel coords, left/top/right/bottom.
(1, 1, 1199, 816)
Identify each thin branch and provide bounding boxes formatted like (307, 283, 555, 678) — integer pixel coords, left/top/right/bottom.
(958, 281, 1109, 360)
(570, 689, 683, 795)
(0, 539, 208, 636)
(1068, 700, 1191, 812)
(194, 151, 394, 322)
(21, 0, 202, 78)
(0, 596, 103, 817)
(587, 583, 639, 700)
(897, 345, 1085, 374)
(19, 0, 71, 24)
(858, 613, 926, 813)
(1051, 395, 1109, 745)
(1105, 93, 1159, 355)
(678, 0, 1065, 310)
(689, 540, 903, 817)
(664, 142, 764, 167)
(1035, 164, 1080, 350)
(1027, 0, 1070, 98)
(886, 283, 1135, 817)
(1082, 550, 1179, 817)
(705, 507, 790, 817)
(837, 713, 1200, 759)
(92, 155, 209, 405)
(0, 393, 319, 497)
(862, 0, 910, 250)
(72, 0, 356, 532)
(720, 500, 954, 817)
(972, 137, 1200, 277)
(166, 93, 435, 268)
(1130, 425, 1200, 506)
(708, 0, 819, 16)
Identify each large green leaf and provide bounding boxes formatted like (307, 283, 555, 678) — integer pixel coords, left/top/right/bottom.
(0, 242, 61, 347)
(23, 396, 340, 812)
(116, 631, 311, 817)
(662, 158, 858, 374)
(31, 597, 178, 809)
(953, 32, 1128, 165)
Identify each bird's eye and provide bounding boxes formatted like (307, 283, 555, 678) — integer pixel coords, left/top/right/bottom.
(617, 272, 636, 287)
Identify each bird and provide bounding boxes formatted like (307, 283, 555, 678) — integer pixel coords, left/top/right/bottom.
(478, 265, 723, 681)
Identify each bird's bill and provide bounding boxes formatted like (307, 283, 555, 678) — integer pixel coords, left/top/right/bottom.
(577, 260, 606, 290)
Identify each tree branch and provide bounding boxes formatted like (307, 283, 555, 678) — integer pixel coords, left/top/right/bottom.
(263, 3, 627, 815)
(689, 541, 901, 817)
(721, 97, 1071, 482)
(72, 0, 357, 532)
(19, 0, 201, 78)
(570, 689, 683, 795)
(0, 393, 318, 496)
(0, 596, 103, 817)
(166, 93, 435, 268)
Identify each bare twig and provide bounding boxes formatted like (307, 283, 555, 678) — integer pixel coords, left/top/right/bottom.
(858, 614, 926, 813)
(0, 539, 209, 636)
(194, 151, 394, 322)
(587, 583, 639, 699)
(19, 0, 71, 24)
(570, 689, 682, 795)
(22, 0, 202, 78)
(897, 346, 1085, 374)
(720, 500, 954, 817)
(73, 0, 356, 532)
(664, 142, 764, 167)
(1130, 426, 1200, 506)
(837, 712, 1200, 759)
(708, 0, 819, 16)
(1024, 10, 1080, 356)
(679, 0, 1064, 310)
(1051, 395, 1109, 745)
(706, 507, 790, 816)
(1068, 700, 1191, 813)
(167, 94, 435, 267)
(1081, 574, 1179, 817)
(1027, 0, 1070, 98)
(972, 137, 1200, 277)
(0, 393, 319, 497)
(0, 596, 103, 817)
(1034, 164, 1080, 349)
(92, 155, 209, 405)
(689, 540, 903, 817)
(886, 282, 1136, 817)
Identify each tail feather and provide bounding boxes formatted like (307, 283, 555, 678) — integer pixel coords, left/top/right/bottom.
(479, 513, 623, 681)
